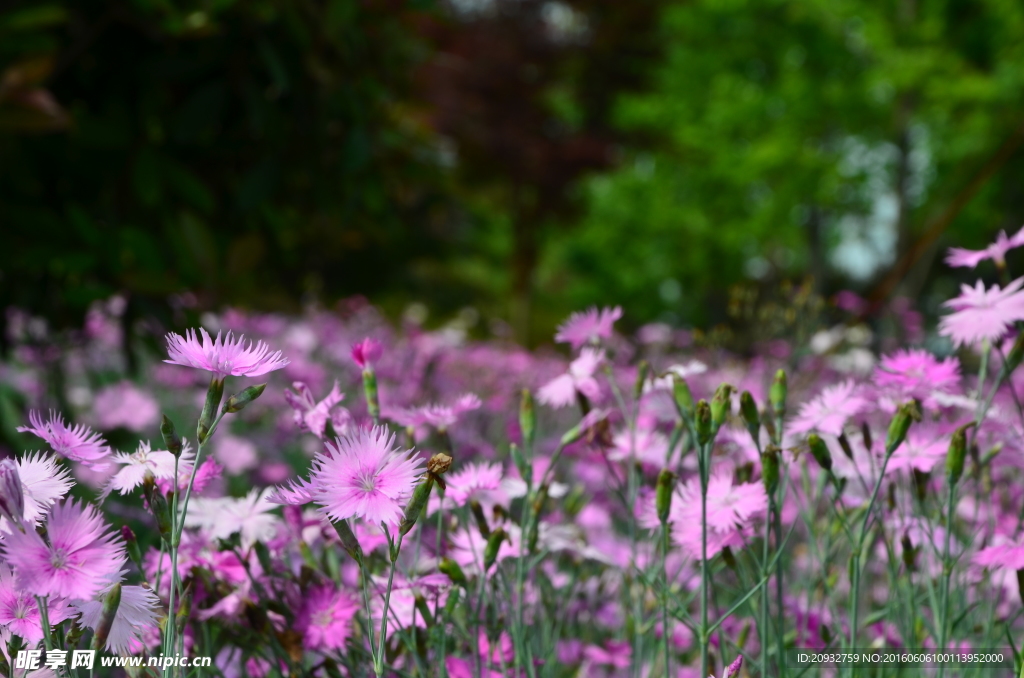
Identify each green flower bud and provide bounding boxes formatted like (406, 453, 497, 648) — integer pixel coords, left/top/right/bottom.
(510, 443, 532, 487)
(901, 531, 917, 572)
(414, 594, 435, 627)
(672, 376, 695, 420)
(470, 499, 491, 539)
(332, 519, 363, 564)
(400, 474, 434, 538)
(634, 361, 651, 400)
(946, 422, 975, 485)
(739, 391, 760, 442)
(121, 525, 143, 571)
(519, 389, 536, 450)
(197, 376, 225, 444)
(175, 581, 192, 635)
(254, 540, 274, 574)
(769, 369, 788, 419)
(695, 400, 713, 446)
(160, 415, 183, 457)
(223, 383, 267, 413)
(483, 528, 507, 572)
(439, 557, 468, 588)
(91, 582, 122, 651)
(807, 433, 833, 472)
(655, 469, 676, 524)
(885, 401, 920, 455)
(142, 476, 172, 541)
(711, 384, 736, 431)
(837, 432, 855, 459)
(761, 445, 780, 496)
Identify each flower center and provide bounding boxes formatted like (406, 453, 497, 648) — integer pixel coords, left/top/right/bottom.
(360, 473, 378, 493)
(50, 548, 69, 570)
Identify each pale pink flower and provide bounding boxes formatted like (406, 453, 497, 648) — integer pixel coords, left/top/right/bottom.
(13, 453, 73, 528)
(938, 278, 1024, 347)
(164, 328, 289, 378)
(296, 585, 359, 651)
(945, 226, 1024, 269)
(2, 500, 126, 600)
(351, 337, 383, 369)
(155, 456, 221, 495)
(887, 428, 950, 473)
(72, 584, 159, 654)
(18, 411, 112, 470)
(537, 348, 604, 408)
(213, 433, 259, 475)
(103, 440, 193, 498)
(874, 349, 960, 400)
(445, 462, 503, 507)
(184, 489, 281, 549)
(266, 477, 315, 506)
(388, 394, 482, 430)
(283, 381, 348, 439)
(92, 381, 160, 432)
(555, 306, 622, 349)
(0, 563, 71, 643)
(789, 381, 868, 436)
(309, 426, 424, 527)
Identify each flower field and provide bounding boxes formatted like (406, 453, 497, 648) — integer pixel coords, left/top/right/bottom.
(3, 232, 1024, 677)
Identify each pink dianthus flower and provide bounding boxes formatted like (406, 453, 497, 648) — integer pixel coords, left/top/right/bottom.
(555, 306, 622, 349)
(18, 411, 112, 470)
(938, 278, 1024, 348)
(164, 328, 289, 378)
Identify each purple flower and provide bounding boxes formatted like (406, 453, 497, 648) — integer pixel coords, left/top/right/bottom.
(2, 500, 126, 600)
(18, 410, 112, 470)
(0, 563, 71, 643)
(555, 306, 622, 349)
(295, 584, 359, 651)
(164, 328, 289, 378)
(938, 278, 1024, 348)
(946, 226, 1024, 269)
(309, 426, 424, 527)
(351, 337, 383, 369)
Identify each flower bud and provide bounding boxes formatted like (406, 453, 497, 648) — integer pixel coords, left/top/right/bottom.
(655, 469, 676, 524)
(510, 443, 532, 487)
(769, 369, 788, 419)
(400, 475, 434, 538)
(672, 376, 695, 420)
(901, 531, 917, 572)
(695, 400, 713, 446)
(633, 361, 651, 400)
(197, 376, 225, 444)
(121, 525, 143, 571)
(837, 432, 854, 460)
(223, 383, 267, 413)
(332, 519, 364, 564)
(739, 391, 760, 442)
(807, 433, 833, 472)
(885, 401, 920, 455)
(0, 459, 25, 529)
(946, 422, 975, 485)
(470, 500, 491, 539)
(160, 415, 183, 457)
(761, 445, 780, 496)
(519, 389, 536, 450)
(483, 528, 507, 572)
(439, 557, 468, 588)
(254, 540, 274, 574)
(142, 476, 172, 541)
(711, 384, 736, 431)
(724, 656, 743, 678)
(175, 582, 192, 636)
(427, 452, 453, 476)
(90, 583, 122, 651)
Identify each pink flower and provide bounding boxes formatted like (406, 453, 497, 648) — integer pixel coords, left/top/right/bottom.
(284, 381, 348, 439)
(0, 563, 71, 643)
(973, 540, 1024, 571)
(555, 306, 623, 349)
(445, 462, 503, 507)
(351, 337, 383, 369)
(388, 394, 482, 430)
(17, 410, 112, 470)
(939, 278, 1024, 348)
(309, 426, 424, 527)
(789, 381, 867, 436)
(537, 348, 604, 408)
(874, 349, 960, 400)
(72, 584, 159, 654)
(103, 440, 193, 498)
(887, 428, 950, 473)
(185, 489, 281, 549)
(92, 381, 160, 432)
(266, 477, 315, 506)
(164, 328, 289, 378)
(2, 500, 126, 600)
(8, 453, 73, 529)
(296, 585, 359, 651)
(945, 226, 1024, 269)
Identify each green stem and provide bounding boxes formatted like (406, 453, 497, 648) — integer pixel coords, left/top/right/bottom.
(375, 530, 404, 677)
(661, 520, 672, 678)
(700, 441, 710, 678)
(936, 480, 957, 678)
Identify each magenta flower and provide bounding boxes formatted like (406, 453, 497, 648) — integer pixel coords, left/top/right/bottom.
(938, 278, 1024, 348)
(351, 337, 383, 369)
(0, 563, 71, 643)
(789, 381, 868, 436)
(973, 539, 1024, 571)
(72, 584, 160, 654)
(309, 426, 424, 527)
(2, 500, 126, 600)
(295, 584, 359, 651)
(164, 328, 289, 378)
(945, 226, 1024, 269)
(17, 410, 112, 470)
(874, 349, 960, 399)
(284, 381, 348, 439)
(537, 348, 604, 408)
(555, 306, 623, 349)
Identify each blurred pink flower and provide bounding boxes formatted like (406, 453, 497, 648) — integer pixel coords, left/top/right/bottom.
(18, 410, 112, 470)
(874, 349, 960, 400)
(789, 381, 867, 436)
(351, 337, 383, 369)
(309, 426, 424, 527)
(939, 278, 1024, 348)
(73, 584, 159, 654)
(887, 428, 951, 473)
(283, 381, 348, 439)
(445, 461, 503, 507)
(945, 226, 1024, 269)
(555, 306, 622, 349)
(213, 433, 259, 475)
(388, 394, 482, 430)
(2, 500, 126, 600)
(0, 562, 71, 643)
(973, 539, 1024, 571)
(296, 584, 359, 651)
(538, 348, 604, 408)
(164, 328, 289, 378)
(92, 381, 159, 432)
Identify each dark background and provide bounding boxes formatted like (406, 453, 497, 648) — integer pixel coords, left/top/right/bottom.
(4, 0, 1024, 346)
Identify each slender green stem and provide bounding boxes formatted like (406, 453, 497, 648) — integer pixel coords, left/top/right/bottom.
(661, 520, 672, 678)
(375, 530, 404, 677)
(937, 480, 957, 678)
(761, 505, 771, 677)
(700, 441, 710, 678)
